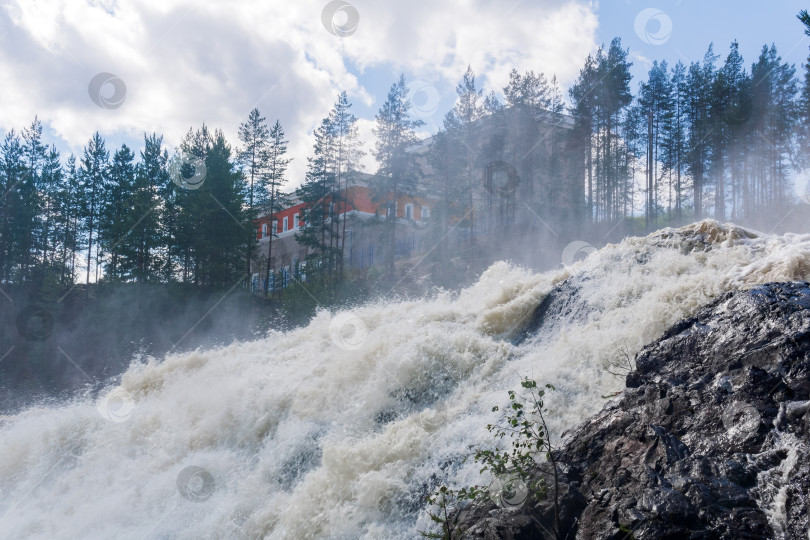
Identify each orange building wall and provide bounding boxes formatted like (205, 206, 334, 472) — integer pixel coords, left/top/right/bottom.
(254, 185, 435, 239)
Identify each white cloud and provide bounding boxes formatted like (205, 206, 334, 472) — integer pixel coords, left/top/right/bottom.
(0, 0, 598, 189)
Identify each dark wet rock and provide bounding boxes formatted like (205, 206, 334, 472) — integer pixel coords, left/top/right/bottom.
(515, 279, 584, 344)
(459, 282, 810, 539)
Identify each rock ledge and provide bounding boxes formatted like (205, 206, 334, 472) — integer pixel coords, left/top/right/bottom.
(460, 281, 810, 539)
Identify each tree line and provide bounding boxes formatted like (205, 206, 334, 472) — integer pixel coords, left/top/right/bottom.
(570, 35, 803, 228)
(0, 120, 264, 293)
(3, 17, 810, 298)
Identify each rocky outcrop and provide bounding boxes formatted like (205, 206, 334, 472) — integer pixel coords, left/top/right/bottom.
(460, 281, 810, 539)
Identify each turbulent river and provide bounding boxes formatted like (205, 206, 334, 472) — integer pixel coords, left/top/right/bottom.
(2, 220, 810, 539)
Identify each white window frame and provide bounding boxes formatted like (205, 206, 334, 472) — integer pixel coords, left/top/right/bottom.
(283, 216, 289, 232)
(422, 206, 430, 220)
(261, 223, 267, 238)
(405, 203, 414, 220)
(293, 213, 299, 229)
(272, 219, 278, 234)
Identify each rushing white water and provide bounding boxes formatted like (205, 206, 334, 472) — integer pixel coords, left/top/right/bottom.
(753, 431, 801, 539)
(2, 220, 810, 540)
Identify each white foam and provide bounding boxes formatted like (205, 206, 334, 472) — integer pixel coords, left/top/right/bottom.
(1, 220, 809, 539)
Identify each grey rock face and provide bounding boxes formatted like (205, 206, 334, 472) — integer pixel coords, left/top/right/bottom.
(460, 282, 810, 539)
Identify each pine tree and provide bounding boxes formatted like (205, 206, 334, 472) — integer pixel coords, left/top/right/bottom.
(99, 144, 136, 281)
(79, 132, 109, 290)
(570, 40, 633, 226)
(570, 53, 600, 223)
(720, 41, 751, 222)
(238, 109, 271, 280)
(452, 67, 483, 245)
(667, 61, 689, 223)
(130, 134, 168, 282)
(20, 117, 46, 280)
(599, 39, 634, 224)
(37, 146, 62, 270)
(0, 131, 25, 282)
(201, 130, 252, 288)
(684, 45, 718, 220)
(170, 125, 212, 283)
(426, 113, 467, 278)
(297, 117, 337, 283)
(546, 75, 567, 208)
(797, 11, 810, 168)
(56, 154, 82, 285)
(504, 69, 550, 210)
(372, 75, 424, 279)
(639, 60, 674, 225)
(263, 119, 291, 295)
(328, 92, 364, 277)
(750, 44, 797, 216)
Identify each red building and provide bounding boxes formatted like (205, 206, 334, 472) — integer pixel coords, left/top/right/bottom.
(253, 181, 432, 242)
(251, 175, 435, 292)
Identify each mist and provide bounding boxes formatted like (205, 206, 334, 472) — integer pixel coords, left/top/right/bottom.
(4, 2, 810, 539)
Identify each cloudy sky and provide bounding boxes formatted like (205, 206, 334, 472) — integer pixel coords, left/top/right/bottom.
(0, 0, 807, 189)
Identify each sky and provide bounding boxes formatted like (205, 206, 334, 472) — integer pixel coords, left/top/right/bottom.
(1, 0, 808, 191)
